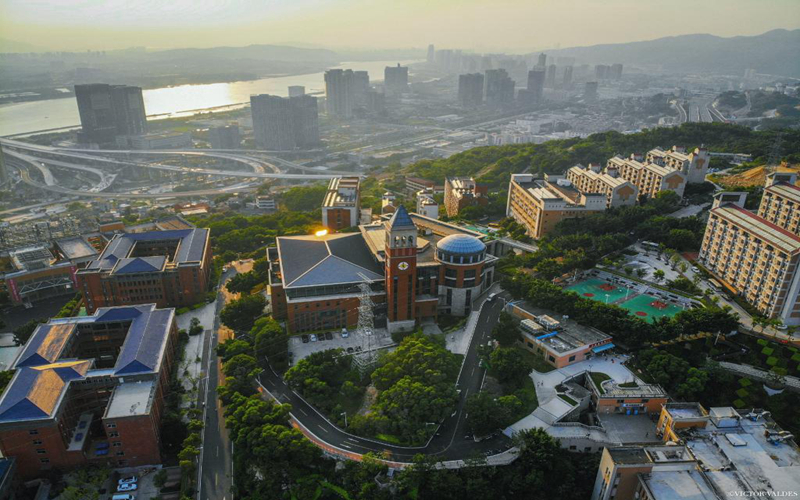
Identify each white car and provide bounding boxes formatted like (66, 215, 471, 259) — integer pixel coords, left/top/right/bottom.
(117, 483, 138, 492)
(487, 293, 497, 301)
(341, 329, 349, 338)
(118, 476, 137, 486)
(310, 334, 318, 342)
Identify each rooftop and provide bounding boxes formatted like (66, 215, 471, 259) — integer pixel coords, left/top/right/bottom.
(665, 403, 709, 420)
(84, 228, 209, 273)
(55, 236, 99, 261)
(640, 470, 717, 499)
(104, 380, 156, 419)
(597, 382, 668, 399)
(323, 176, 360, 208)
(711, 204, 800, 254)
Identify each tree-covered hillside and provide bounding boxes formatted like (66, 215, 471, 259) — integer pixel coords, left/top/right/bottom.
(406, 123, 800, 188)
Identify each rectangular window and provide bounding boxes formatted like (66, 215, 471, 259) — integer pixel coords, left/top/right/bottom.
(112, 442, 122, 447)
(106, 423, 116, 428)
(36, 449, 46, 454)
(568, 355, 576, 362)
(32, 440, 42, 445)
(29, 430, 39, 435)
(116, 451, 125, 457)
(40, 458, 50, 464)
(109, 432, 120, 438)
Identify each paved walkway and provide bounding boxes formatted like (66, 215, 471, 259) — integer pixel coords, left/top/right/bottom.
(717, 361, 800, 391)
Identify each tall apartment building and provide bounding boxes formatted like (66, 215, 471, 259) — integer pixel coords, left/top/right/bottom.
(208, 124, 240, 149)
(77, 229, 212, 313)
(700, 175, 800, 325)
(595, 64, 610, 80)
(525, 66, 546, 104)
(545, 64, 557, 88)
(416, 189, 439, 219)
(458, 73, 484, 107)
(537, 53, 547, 67)
(0, 304, 179, 479)
(610, 63, 623, 80)
(321, 177, 361, 230)
(384, 64, 409, 94)
(324, 69, 355, 118)
(646, 146, 710, 184)
(507, 173, 606, 239)
(288, 85, 305, 97)
(427, 44, 435, 64)
(0, 144, 7, 185)
(484, 69, 515, 107)
(758, 172, 800, 233)
(591, 403, 800, 500)
(607, 156, 687, 200)
(250, 94, 319, 150)
(444, 177, 488, 217)
(562, 65, 574, 88)
(584, 81, 599, 102)
(566, 164, 638, 208)
(74, 84, 147, 146)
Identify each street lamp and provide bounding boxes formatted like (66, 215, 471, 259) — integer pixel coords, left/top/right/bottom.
(341, 411, 348, 427)
(605, 293, 610, 304)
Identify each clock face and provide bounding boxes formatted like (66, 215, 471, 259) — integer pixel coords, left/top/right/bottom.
(397, 261, 409, 271)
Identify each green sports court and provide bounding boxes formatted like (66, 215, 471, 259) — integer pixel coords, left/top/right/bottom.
(565, 278, 684, 323)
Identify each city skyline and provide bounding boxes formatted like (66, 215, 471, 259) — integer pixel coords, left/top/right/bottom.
(0, 0, 799, 52)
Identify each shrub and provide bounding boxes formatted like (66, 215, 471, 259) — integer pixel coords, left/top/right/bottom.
(739, 378, 752, 387)
(771, 367, 788, 376)
(766, 356, 778, 366)
(735, 388, 749, 398)
(733, 399, 746, 408)
(761, 347, 775, 356)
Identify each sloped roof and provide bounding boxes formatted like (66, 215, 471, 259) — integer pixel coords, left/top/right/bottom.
(87, 228, 208, 271)
(277, 233, 383, 289)
(113, 306, 174, 375)
(0, 360, 91, 422)
(15, 323, 77, 368)
(112, 256, 167, 275)
(387, 205, 415, 229)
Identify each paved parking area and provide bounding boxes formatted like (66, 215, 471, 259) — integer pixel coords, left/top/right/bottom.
(289, 328, 394, 363)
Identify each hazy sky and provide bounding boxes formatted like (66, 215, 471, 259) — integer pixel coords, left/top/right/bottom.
(1, 0, 799, 52)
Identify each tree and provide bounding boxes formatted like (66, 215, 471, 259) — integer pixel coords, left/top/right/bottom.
(252, 317, 289, 370)
(636, 268, 648, 279)
(492, 312, 520, 347)
(466, 392, 523, 436)
(13, 319, 45, 346)
(624, 267, 633, 276)
(653, 270, 665, 283)
(220, 294, 266, 332)
(670, 253, 682, 270)
(490, 347, 530, 387)
(221, 353, 262, 398)
(188, 317, 204, 336)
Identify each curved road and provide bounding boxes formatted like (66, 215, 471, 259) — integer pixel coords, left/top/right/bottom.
(258, 295, 513, 463)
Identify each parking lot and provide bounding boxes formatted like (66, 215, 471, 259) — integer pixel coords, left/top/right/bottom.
(289, 328, 395, 364)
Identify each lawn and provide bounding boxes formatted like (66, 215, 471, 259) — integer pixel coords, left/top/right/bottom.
(511, 376, 539, 417)
(589, 372, 611, 394)
(559, 394, 577, 406)
(518, 347, 556, 373)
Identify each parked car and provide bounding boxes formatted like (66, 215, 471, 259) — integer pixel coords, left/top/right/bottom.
(117, 483, 138, 492)
(341, 328, 349, 338)
(310, 334, 318, 342)
(324, 332, 333, 340)
(118, 476, 137, 486)
(692, 266, 700, 273)
(301, 335, 309, 343)
(487, 293, 497, 301)
(347, 347, 354, 353)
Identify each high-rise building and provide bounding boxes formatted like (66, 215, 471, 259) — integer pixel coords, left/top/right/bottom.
(523, 66, 546, 104)
(458, 73, 484, 107)
(545, 64, 557, 88)
(537, 53, 547, 67)
(208, 124, 240, 149)
(646, 146, 710, 184)
(250, 94, 319, 150)
(353, 70, 370, 106)
(288, 85, 305, 97)
(610, 63, 623, 80)
(566, 164, 638, 208)
(584, 81, 599, 102)
(595, 64, 610, 80)
(484, 69, 515, 107)
(562, 65, 574, 88)
(0, 144, 7, 185)
(606, 155, 687, 199)
(427, 44, 435, 64)
(324, 69, 355, 118)
(384, 64, 409, 94)
(74, 84, 147, 146)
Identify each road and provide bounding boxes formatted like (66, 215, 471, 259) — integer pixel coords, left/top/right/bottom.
(258, 293, 512, 463)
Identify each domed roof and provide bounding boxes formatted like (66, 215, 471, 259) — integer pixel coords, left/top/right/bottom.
(436, 234, 486, 255)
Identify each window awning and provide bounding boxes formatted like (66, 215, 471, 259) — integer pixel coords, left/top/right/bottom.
(592, 343, 615, 353)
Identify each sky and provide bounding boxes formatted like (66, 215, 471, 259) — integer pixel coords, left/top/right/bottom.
(1, 0, 799, 53)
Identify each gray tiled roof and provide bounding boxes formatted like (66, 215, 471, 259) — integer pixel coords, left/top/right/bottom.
(277, 233, 383, 288)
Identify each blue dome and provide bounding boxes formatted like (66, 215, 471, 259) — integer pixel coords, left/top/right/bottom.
(437, 234, 486, 255)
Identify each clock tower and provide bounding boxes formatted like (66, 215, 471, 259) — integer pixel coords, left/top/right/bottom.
(384, 205, 417, 332)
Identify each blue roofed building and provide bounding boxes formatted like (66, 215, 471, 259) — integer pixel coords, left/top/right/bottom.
(76, 228, 212, 313)
(267, 207, 500, 333)
(0, 304, 178, 479)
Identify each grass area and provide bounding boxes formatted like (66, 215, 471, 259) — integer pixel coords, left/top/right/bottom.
(618, 381, 639, 388)
(517, 347, 556, 373)
(558, 394, 578, 406)
(375, 433, 404, 445)
(511, 376, 539, 417)
(589, 372, 612, 394)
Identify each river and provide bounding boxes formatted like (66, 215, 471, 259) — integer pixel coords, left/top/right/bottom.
(0, 60, 420, 137)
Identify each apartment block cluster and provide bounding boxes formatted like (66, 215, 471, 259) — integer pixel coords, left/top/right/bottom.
(507, 146, 709, 239)
(592, 403, 800, 500)
(700, 171, 800, 326)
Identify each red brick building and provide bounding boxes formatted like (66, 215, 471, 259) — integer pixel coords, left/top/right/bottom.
(268, 206, 497, 334)
(77, 229, 212, 313)
(321, 177, 361, 231)
(0, 305, 178, 479)
(444, 177, 488, 217)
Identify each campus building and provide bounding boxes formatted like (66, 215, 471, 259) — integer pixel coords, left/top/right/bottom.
(757, 172, 800, 234)
(506, 173, 606, 239)
(268, 206, 498, 334)
(591, 404, 800, 500)
(699, 188, 800, 325)
(586, 375, 668, 415)
(0, 305, 179, 479)
(321, 177, 361, 230)
(606, 155, 687, 200)
(77, 229, 212, 313)
(405, 177, 442, 196)
(566, 164, 638, 208)
(443, 177, 488, 217)
(645, 146, 710, 184)
(517, 315, 613, 368)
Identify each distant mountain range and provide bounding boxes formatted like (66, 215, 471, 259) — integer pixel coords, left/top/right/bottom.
(149, 44, 340, 63)
(546, 29, 800, 77)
